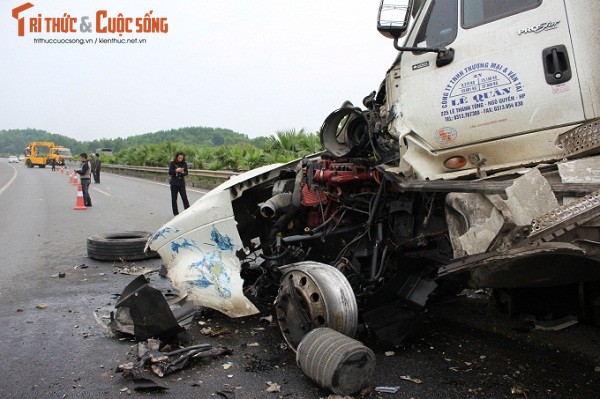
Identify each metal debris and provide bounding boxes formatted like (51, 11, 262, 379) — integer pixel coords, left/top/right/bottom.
(375, 386, 400, 393)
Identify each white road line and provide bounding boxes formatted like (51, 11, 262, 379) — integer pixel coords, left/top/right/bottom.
(0, 165, 17, 198)
(92, 187, 112, 196)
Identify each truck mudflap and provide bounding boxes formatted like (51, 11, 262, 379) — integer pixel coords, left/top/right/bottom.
(146, 189, 259, 318)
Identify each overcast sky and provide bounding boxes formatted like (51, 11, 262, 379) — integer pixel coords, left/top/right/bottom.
(0, 0, 396, 141)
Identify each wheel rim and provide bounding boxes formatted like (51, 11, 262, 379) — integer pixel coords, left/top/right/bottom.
(275, 261, 357, 351)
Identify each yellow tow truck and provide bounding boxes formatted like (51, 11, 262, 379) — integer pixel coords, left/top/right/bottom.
(24, 142, 73, 168)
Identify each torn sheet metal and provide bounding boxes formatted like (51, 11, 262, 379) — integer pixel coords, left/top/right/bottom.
(109, 275, 195, 340)
(147, 189, 259, 317)
(446, 169, 560, 257)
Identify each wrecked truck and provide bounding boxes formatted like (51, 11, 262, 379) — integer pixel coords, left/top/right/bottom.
(147, 0, 600, 348)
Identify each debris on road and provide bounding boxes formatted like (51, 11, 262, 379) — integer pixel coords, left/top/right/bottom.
(116, 339, 232, 379)
(265, 381, 281, 393)
(36, 303, 48, 310)
(132, 377, 168, 392)
(511, 385, 529, 398)
(375, 386, 400, 393)
(532, 315, 578, 331)
(399, 375, 422, 384)
(106, 275, 195, 340)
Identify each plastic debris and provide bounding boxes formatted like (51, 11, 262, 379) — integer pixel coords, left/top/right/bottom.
(247, 342, 260, 347)
(216, 390, 235, 399)
(260, 315, 273, 323)
(399, 375, 422, 384)
(36, 303, 48, 309)
(384, 351, 395, 357)
(132, 377, 168, 392)
(223, 361, 233, 370)
(266, 381, 281, 393)
(375, 386, 400, 393)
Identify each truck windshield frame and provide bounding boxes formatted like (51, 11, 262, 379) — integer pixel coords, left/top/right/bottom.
(462, 0, 542, 29)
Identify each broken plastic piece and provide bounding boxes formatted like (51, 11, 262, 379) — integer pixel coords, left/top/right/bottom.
(108, 275, 195, 340)
(132, 377, 168, 392)
(375, 386, 400, 393)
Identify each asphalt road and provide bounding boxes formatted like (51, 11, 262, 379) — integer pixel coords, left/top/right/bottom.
(0, 158, 599, 399)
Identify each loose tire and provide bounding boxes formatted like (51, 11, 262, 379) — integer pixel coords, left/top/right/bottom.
(87, 231, 159, 261)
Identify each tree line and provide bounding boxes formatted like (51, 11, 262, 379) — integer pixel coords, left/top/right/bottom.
(0, 127, 322, 170)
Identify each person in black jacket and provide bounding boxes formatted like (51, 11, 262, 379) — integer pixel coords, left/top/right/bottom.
(169, 151, 190, 215)
(75, 153, 92, 207)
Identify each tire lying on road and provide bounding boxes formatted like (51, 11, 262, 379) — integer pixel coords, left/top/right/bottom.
(87, 231, 159, 261)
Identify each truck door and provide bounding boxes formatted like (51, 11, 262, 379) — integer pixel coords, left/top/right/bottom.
(396, 0, 583, 150)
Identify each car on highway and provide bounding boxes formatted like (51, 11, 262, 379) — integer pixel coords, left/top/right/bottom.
(8, 156, 19, 163)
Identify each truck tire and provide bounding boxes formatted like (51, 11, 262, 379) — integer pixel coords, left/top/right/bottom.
(87, 231, 159, 261)
(26, 160, 33, 168)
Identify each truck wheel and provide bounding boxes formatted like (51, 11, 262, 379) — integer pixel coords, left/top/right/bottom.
(275, 261, 358, 351)
(39, 164, 46, 168)
(26, 160, 33, 168)
(87, 231, 159, 261)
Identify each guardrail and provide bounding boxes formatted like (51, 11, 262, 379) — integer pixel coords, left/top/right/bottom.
(103, 164, 240, 184)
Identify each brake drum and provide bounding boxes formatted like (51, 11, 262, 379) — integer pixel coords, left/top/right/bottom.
(275, 261, 358, 350)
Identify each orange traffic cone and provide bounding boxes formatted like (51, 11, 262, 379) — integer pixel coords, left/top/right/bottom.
(72, 173, 79, 186)
(69, 171, 75, 184)
(74, 184, 87, 210)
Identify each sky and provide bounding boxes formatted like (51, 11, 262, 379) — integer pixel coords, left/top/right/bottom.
(0, 0, 397, 141)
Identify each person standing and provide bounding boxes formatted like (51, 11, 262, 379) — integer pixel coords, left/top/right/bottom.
(93, 153, 101, 183)
(169, 151, 190, 215)
(75, 153, 92, 207)
(50, 158, 56, 171)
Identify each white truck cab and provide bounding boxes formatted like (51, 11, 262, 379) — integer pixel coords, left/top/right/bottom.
(379, 0, 599, 179)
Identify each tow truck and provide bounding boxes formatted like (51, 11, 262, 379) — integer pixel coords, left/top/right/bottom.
(24, 142, 72, 168)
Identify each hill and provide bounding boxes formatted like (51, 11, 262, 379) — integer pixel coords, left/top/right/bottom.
(0, 126, 258, 156)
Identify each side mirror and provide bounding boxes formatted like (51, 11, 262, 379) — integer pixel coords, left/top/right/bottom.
(377, 0, 411, 39)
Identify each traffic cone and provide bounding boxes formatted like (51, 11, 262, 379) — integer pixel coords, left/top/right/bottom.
(74, 184, 87, 210)
(72, 173, 79, 186)
(69, 171, 74, 184)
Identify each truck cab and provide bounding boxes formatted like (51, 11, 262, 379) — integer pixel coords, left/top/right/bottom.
(379, 0, 599, 179)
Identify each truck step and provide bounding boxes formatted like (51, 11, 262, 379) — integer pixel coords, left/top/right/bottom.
(527, 189, 600, 244)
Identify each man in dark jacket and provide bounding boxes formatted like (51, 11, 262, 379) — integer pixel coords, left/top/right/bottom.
(168, 151, 190, 215)
(75, 153, 92, 207)
(93, 153, 101, 183)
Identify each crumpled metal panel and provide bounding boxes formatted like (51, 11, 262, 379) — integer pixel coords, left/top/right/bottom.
(147, 189, 259, 318)
(446, 169, 559, 257)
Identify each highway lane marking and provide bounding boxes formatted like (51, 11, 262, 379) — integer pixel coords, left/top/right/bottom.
(106, 173, 210, 194)
(0, 165, 17, 198)
(92, 187, 112, 196)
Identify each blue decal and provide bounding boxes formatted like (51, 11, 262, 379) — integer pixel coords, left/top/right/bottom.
(211, 227, 234, 251)
(187, 250, 232, 299)
(171, 238, 199, 253)
(148, 226, 180, 245)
